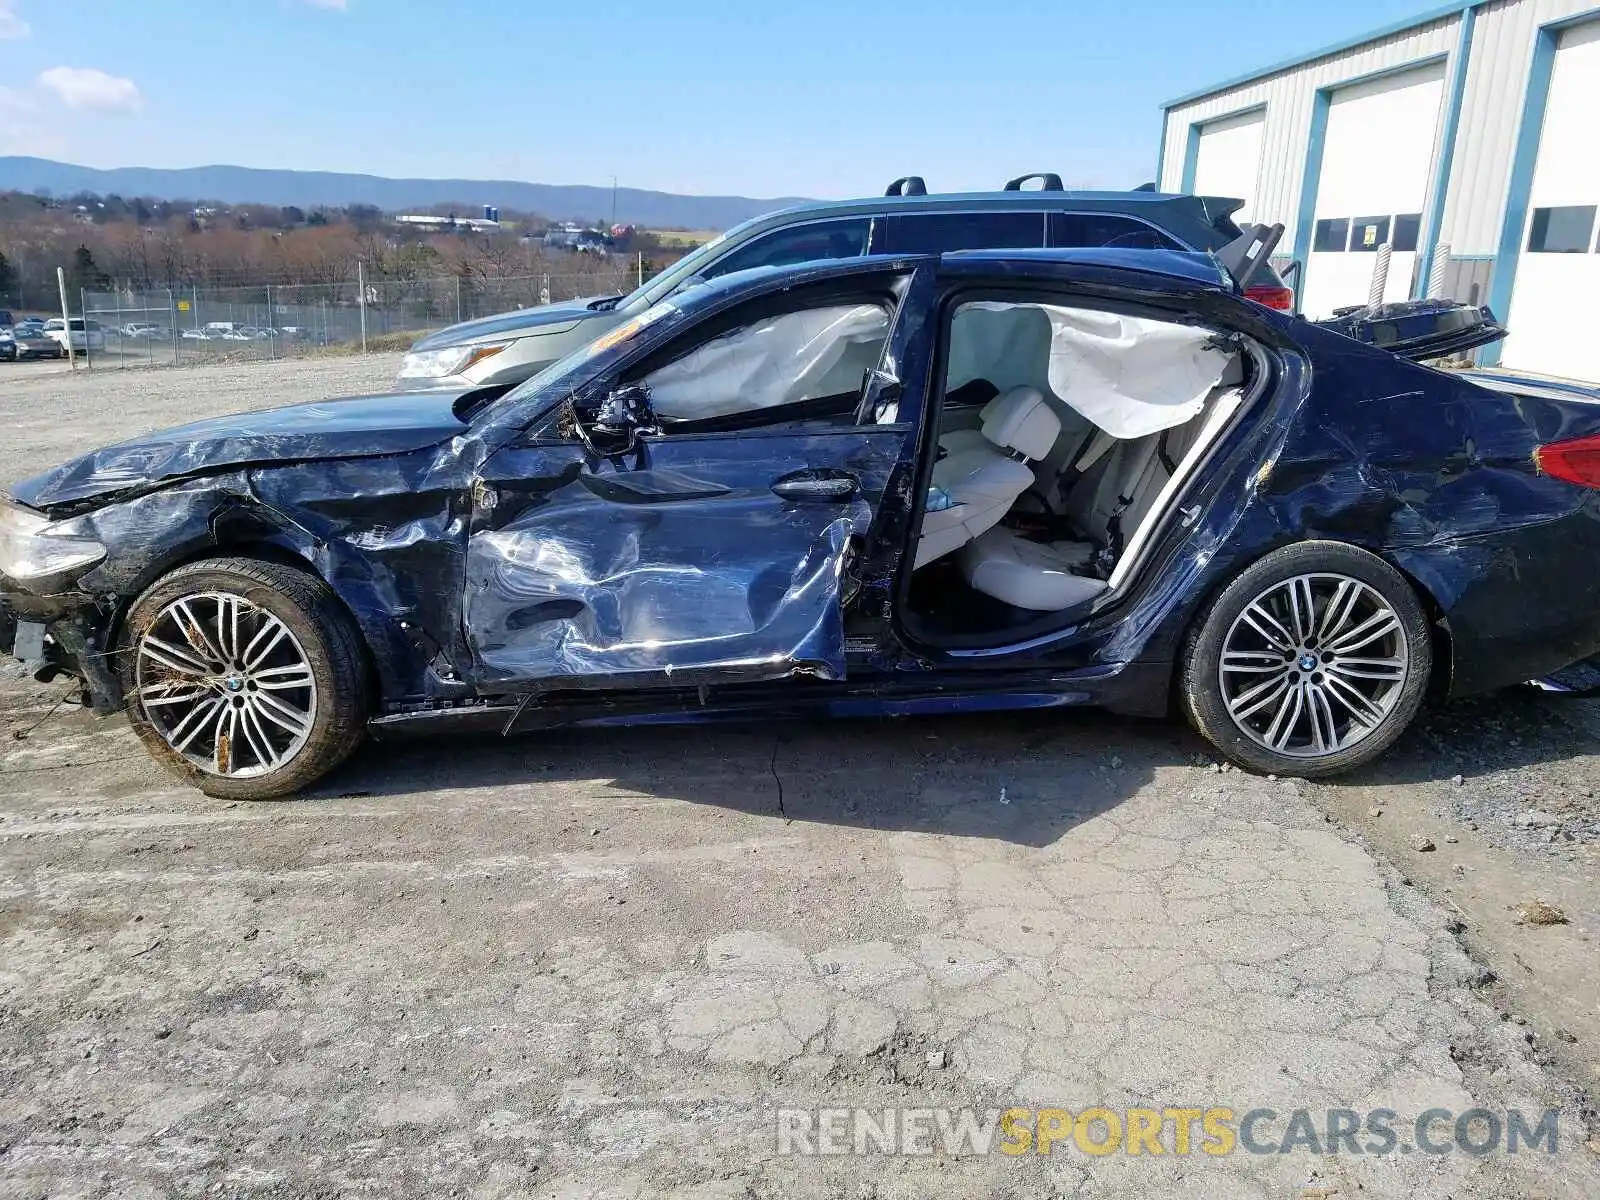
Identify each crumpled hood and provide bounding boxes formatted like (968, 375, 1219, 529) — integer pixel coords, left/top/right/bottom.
(9, 391, 471, 511)
(409, 296, 619, 351)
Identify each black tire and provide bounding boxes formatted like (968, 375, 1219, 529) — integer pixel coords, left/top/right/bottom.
(117, 557, 370, 800)
(1181, 541, 1432, 778)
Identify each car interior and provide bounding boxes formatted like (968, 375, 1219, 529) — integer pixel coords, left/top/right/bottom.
(905, 297, 1264, 644)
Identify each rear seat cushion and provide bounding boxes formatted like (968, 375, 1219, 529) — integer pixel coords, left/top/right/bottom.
(958, 528, 1108, 612)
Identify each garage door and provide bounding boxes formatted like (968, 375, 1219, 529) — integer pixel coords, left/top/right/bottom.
(1192, 109, 1265, 223)
(1300, 65, 1445, 319)
(1503, 21, 1600, 382)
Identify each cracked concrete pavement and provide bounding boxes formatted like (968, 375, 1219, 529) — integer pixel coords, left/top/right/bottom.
(2, 356, 1597, 1198)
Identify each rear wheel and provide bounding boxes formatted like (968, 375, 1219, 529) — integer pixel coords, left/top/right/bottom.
(118, 558, 369, 800)
(1181, 541, 1431, 777)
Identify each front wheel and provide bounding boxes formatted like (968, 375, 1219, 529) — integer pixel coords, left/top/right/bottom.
(1181, 541, 1432, 778)
(118, 557, 370, 800)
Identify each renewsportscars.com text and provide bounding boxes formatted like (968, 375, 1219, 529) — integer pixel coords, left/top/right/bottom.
(776, 1106, 1560, 1158)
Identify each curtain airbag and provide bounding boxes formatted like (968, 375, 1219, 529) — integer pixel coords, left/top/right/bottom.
(645, 304, 889, 421)
(959, 303, 1234, 440)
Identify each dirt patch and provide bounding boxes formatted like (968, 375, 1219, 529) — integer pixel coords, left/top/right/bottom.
(2, 354, 1599, 1198)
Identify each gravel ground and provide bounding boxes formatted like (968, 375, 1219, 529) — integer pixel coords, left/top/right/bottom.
(1, 356, 1598, 1198)
(2, 354, 408, 468)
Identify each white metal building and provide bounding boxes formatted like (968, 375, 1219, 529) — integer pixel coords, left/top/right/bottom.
(1157, 0, 1600, 379)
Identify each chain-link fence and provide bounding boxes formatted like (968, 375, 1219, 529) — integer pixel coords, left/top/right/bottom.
(75, 260, 642, 368)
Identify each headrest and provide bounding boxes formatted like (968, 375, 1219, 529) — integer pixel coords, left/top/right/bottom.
(981, 386, 1059, 461)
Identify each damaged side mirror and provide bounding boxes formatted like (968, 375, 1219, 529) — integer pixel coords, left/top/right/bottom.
(578, 382, 656, 456)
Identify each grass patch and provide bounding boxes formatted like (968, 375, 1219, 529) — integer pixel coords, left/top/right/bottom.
(306, 330, 429, 358)
(653, 229, 720, 249)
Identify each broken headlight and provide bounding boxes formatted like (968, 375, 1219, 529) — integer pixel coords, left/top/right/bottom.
(0, 498, 106, 584)
(398, 341, 509, 381)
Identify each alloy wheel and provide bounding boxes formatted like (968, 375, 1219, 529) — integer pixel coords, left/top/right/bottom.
(133, 591, 318, 777)
(1218, 572, 1410, 758)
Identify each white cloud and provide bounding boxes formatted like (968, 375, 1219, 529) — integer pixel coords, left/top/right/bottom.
(37, 67, 142, 112)
(0, 0, 29, 39)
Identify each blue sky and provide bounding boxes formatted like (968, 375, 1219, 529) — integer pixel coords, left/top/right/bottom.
(1, 0, 1439, 199)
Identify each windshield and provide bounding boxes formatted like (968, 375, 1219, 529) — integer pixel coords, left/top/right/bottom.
(613, 219, 758, 311)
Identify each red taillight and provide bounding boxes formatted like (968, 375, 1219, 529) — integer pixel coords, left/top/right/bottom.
(1244, 284, 1295, 311)
(1536, 434, 1600, 488)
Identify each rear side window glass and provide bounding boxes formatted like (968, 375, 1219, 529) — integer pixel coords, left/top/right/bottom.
(1392, 213, 1422, 252)
(1049, 213, 1183, 251)
(702, 219, 872, 279)
(1349, 216, 1392, 252)
(1527, 205, 1596, 253)
(880, 211, 1046, 253)
(1313, 218, 1349, 252)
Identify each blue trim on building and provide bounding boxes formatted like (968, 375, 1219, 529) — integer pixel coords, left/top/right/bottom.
(1180, 123, 1202, 193)
(1289, 90, 1332, 282)
(1154, 118, 1168, 190)
(1416, 3, 1479, 298)
(1161, 0, 1471, 110)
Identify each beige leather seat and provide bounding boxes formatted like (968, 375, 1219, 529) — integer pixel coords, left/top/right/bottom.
(954, 429, 1164, 612)
(915, 386, 1059, 570)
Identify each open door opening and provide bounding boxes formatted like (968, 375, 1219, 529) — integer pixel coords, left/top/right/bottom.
(464, 282, 912, 693)
(902, 298, 1269, 647)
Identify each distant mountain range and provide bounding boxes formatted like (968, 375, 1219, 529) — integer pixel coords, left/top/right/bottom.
(0, 157, 817, 229)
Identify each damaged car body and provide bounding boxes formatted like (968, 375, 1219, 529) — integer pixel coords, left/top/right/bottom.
(4, 248, 1600, 799)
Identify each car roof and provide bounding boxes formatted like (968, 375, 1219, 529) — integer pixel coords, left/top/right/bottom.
(765, 189, 1232, 215)
(745, 189, 1244, 235)
(676, 247, 1234, 311)
(940, 246, 1233, 287)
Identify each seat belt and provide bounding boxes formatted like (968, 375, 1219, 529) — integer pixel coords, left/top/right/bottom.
(1044, 426, 1108, 515)
(1102, 437, 1163, 564)
(1156, 429, 1178, 475)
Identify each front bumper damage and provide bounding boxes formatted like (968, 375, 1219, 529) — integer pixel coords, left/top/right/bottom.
(0, 586, 123, 713)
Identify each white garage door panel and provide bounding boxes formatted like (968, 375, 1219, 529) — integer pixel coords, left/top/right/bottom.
(1317, 67, 1443, 216)
(1193, 110, 1264, 224)
(1504, 22, 1600, 383)
(1301, 66, 1445, 320)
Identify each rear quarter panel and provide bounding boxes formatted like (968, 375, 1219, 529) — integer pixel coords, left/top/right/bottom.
(1246, 327, 1600, 695)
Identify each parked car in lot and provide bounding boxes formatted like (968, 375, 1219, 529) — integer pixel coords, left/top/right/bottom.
(4, 246, 1593, 800)
(0, 327, 66, 360)
(398, 174, 1297, 392)
(43, 318, 105, 353)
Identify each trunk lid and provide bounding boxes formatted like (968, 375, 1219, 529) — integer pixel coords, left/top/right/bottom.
(1311, 298, 1507, 362)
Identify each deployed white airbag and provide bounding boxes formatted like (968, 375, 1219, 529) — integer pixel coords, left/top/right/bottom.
(956, 302, 1234, 440)
(645, 303, 890, 421)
